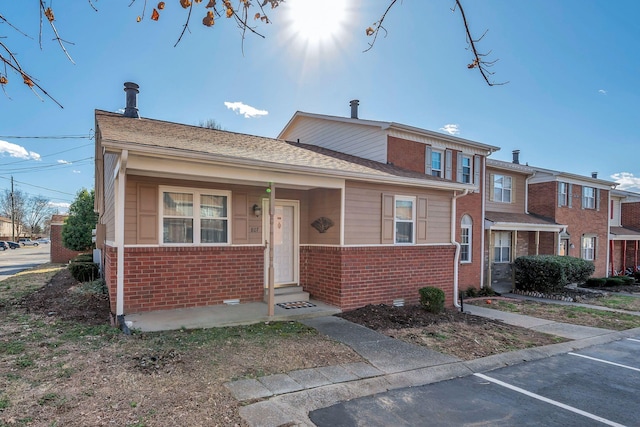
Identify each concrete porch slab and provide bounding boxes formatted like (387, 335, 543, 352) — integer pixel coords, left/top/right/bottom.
(124, 299, 341, 332)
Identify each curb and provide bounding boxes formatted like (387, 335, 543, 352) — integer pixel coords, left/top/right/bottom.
(237, 326, 640, 426)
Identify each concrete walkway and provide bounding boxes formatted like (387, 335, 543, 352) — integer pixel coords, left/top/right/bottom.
(230, 303, 640, 427)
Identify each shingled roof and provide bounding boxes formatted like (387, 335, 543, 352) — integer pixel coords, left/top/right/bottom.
(96, 110, 471, 189)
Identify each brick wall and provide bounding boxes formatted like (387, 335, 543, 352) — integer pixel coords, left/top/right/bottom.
(104, 245, 264, 314)
(50, 218, 84, 263)
(301, 245, 456, 310)
(528, 182, 557, 219)
(386, 136, 425, 173)
(622, 202, 640, 229)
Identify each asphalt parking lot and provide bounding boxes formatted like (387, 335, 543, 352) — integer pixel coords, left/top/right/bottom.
(310, 337, 640, 426)
(0, 243, 51, 281)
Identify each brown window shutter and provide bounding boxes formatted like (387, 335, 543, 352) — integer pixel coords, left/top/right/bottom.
(381, 193, 394, 244)
(416, 197, 428, 243)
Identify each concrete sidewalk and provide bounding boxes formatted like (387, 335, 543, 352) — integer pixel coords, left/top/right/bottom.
(231, 305, 640, 427)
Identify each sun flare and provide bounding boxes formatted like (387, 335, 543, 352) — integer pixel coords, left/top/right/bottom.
(284, 0, 348, 45)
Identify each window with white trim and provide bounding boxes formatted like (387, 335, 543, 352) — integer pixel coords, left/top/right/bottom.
(558, 182, 569, 207)
(582, 187, 596, 209)
(581, 235, 596, 260)
(161, 187, 230, 244)
(493, 231, 511, 263)
(460, 214, 472, 263)
(460, 155, 472, 184)
(394, 196, 415, 244)
(492, 175, 512, 203)
(431, 149, 443, 178)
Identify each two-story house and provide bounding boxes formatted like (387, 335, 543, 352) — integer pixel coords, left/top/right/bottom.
(278, 101, 500, 295)
(609, 189, 640, 275)
(484, 154, 566, 287)
(527, 168, 616, 277)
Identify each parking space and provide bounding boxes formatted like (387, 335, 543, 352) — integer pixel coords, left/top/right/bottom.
(309, 337, 640, 426)
(0, 244, 50, 281)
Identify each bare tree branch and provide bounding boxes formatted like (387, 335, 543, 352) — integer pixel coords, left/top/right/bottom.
(39, 0, 76, 64)
(363, 0, 398, 53)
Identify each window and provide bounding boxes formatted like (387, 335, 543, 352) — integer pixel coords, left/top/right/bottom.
(394, 196, 415, 244)
(558, 182, 569, 207)
(431, 149, 443, 178)
(460, 155, 472, 184)
(492, 175, 512, 203)
(581, 235, 596, 260)
(493, 231, 511, 263)
(161, 187, 230, 244)
(460, 215, 472, 262)
(582, 187, 596, 209)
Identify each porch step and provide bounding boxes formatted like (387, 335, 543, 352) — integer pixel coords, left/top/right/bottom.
(266, 287, 310, 304)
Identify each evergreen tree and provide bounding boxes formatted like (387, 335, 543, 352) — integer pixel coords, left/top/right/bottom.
(62, 189, 97, 252)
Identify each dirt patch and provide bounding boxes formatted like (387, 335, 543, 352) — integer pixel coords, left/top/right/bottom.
(338, 304, 567, 361)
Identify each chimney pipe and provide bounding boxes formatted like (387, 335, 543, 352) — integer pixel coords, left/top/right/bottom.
(512, 149, 520, 164)
(591, 172, 598, 179)
(123, 82, 140, 118)
(349, 99, 359, 119)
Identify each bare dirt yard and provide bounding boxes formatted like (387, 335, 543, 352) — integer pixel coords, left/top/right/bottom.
(2, 266, 639, 426)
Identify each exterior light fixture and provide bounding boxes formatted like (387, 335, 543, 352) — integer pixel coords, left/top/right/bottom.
(252, 204, 262, 217)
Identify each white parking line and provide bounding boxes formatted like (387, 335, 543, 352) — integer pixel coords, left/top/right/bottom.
(474, 373, 626, 427)
(627, 338, 640, 344)
(568, 352, 640, 372)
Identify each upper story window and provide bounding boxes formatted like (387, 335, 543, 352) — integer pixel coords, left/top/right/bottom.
(395, 196, 416, 244)
(558, 182, 570, 207)
(492, 175, 512, 203)
(460, 155, 472, 184)
(582, 187, 596, 209)
(430, 149, 443, 178)
(460, 214, 472, 263)
(161, 187, 230, 245)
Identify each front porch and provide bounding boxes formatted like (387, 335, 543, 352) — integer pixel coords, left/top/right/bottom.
(123, 298, 341, 332)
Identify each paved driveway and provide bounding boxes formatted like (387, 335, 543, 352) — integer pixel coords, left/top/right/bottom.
(310, 337, 640, 426)
(0, 244, 51, 281)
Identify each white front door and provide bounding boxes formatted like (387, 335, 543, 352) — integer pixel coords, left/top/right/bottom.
(264, 200, 299, 287)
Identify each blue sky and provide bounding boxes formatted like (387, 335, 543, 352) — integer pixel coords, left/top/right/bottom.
(1, 1, 639, 211)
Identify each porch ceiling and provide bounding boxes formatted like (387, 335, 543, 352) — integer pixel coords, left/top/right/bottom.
(485, 211, 565, 233)
(610, 226, 640, 241)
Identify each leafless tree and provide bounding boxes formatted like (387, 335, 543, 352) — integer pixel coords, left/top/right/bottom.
(23, 195, 56, 237)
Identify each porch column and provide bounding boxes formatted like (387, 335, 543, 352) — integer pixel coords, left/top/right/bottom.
(623, 240, 627, 272)
(486, 229, 493, 287)
(267, 182, 275, 317)
(116, 150, 128, 319)
(636, 241, 638, 271)
(535, 231, 540, 255)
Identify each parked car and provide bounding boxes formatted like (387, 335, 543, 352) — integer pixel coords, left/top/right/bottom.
(6, 241, 20, 249)
(0, 241, 7, 251)
(18, 238, 39, 246)
(36, 238, 51, 244)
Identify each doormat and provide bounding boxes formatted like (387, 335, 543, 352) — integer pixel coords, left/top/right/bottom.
(277, 301, 316, 309)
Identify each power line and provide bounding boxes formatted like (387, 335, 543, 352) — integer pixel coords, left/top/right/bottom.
(0, 175, 77, 196)
(0, 134, 93, 139)
(0, 143, 93, 166)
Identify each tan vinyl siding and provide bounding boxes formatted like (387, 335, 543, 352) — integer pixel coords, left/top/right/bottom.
(103, 153, 118, 242)
(485, 168, 527, 213)
(344, 181, 452, 245)
(307, 188, 340, 245)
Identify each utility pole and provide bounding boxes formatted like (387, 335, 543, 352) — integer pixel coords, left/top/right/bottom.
(10, 176, 15, 241)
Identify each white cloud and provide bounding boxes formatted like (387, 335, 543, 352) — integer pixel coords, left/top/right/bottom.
(0, 140, 41, 160)
(115, 108, 125, 114)
(72, 170, 81, 174)
(57, 159, 72, 164)
(598, 89, 607, 95)
(611, 172, 640, 192)
(439, 124, 460, 135)
(49, 202, 70, 212)
(224, 101, 268, 118)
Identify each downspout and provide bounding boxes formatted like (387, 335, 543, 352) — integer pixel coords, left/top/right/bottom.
(116, 150, 128, 326)
(452, 189, 470, 309)
(480, 157, 486, 288)
(267, 182, 275, 317)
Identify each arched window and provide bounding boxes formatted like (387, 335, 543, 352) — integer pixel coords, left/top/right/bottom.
(460, 215, 472, 263)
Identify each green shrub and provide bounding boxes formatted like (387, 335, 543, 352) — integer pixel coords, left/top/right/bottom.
(463, 286, 478, 298)
(72, 253, 93, 263)
(68, 262, 99, 282)
(584, 277, 607, 288)
(419, 287, 445, 313)
(513, 255, 595, 293)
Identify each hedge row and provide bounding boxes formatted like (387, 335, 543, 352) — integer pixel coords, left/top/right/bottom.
(514, 255, 595, 293)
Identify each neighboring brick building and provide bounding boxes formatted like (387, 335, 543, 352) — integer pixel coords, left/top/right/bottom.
(609, 189, 640, 275)
(527, 169, 615, 277)
(50, 215, 84, 263)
